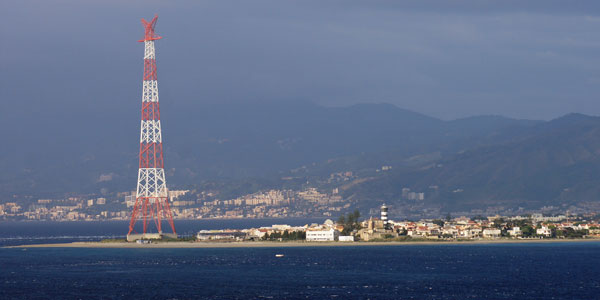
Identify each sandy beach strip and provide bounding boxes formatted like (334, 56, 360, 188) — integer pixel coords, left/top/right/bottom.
(5, 238, 600, 249)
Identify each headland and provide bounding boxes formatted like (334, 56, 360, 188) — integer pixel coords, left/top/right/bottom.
(6, 238, 600, 249)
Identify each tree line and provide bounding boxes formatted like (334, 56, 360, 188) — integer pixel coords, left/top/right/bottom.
(337, 209, 362, 235)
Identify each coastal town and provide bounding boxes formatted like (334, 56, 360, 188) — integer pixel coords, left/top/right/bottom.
(187, 206, 598, 243)
(2, 188, 599, 244)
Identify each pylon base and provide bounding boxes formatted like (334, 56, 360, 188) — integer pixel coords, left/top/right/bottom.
(127, 233, 178, 242)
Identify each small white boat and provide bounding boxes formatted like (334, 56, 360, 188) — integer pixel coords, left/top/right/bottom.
(275, 254, 284, 258)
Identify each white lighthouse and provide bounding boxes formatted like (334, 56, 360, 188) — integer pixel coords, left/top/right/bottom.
(381, 204, 389, 229)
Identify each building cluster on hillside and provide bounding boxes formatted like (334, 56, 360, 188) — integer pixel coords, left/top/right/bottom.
(0, 187, 352, 221)
(401, 188, 425, 201)
(176, 188, 347, 219)
(0, 192, 191, 221)
(327, 171, 355, 183)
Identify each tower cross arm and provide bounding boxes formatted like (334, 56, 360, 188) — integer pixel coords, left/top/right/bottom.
(138, 15, 162, 42)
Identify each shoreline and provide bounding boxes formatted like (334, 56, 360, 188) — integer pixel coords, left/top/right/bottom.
(6, 238, 600, 249)
(0, 217, 326, 223)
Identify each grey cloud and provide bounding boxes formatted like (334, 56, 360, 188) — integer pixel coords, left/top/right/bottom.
(2, 0, 600, 121)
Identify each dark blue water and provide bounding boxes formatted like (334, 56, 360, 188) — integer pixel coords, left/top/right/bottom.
(1, 243, 600, 299)
(1, 222, 600, 299)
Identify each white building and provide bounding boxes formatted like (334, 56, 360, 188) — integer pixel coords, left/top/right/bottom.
(532, 214, 566, 223)
(339, 236, 354, 242)
(442, 226, 459, 237)
(508, 227, 522, 237)
(125, 195, 136, 208)
(271, 224, 292, 231)
(248, 228, 267, 239)
(536, 226, 552, 237)
(306, 228, 339, 241)
(459, 229, 482, 239)
(482, 228, 502, 238)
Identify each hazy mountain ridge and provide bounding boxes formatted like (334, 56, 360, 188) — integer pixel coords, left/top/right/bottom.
(0, 102, 531, 196)
(3, 102, 596, 213)
(340, 113, 600, 210)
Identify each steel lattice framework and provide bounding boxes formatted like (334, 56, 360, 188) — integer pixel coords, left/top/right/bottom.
(127, 15, 176, 237)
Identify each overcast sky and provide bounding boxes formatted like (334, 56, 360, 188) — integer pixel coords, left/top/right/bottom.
(3, 1, 600, 120)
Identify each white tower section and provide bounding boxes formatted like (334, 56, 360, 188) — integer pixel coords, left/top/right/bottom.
(135, 39, 167, 203)
(381, 204, 389, 229)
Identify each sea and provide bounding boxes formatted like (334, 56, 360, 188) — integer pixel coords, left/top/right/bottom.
(1, 220, 600, 299)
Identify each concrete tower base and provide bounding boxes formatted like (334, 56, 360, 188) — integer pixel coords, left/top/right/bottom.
(126, 233, 178, 242)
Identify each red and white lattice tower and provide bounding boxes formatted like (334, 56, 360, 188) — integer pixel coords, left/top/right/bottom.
(127, 15, 177, 240)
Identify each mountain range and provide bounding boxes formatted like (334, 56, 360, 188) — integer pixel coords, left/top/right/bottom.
(2, 101, 599, 211)
(331, 113, 600, 211)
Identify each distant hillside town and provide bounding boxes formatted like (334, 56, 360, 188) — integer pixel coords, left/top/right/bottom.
(1, 183, 598, 222)
(1, 188, 347, 221)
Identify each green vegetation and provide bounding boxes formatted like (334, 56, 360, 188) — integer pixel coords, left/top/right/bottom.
(505, 219, 532, 229)
(432, 219, 445, 227)
(445, 213, 452, 222)
(368, 236, 413, 242)
(120, 236, 197, 243)
(337, 209, 362, 235)
(100, 238, 127, 243)
(492, 218, 505, 229)
(152, 236, 198, 243)
(262, 230, 306, 241)
(556, 228, 588, 239)
(521, 225, 535, 237)
(366, 236, 470, 243)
